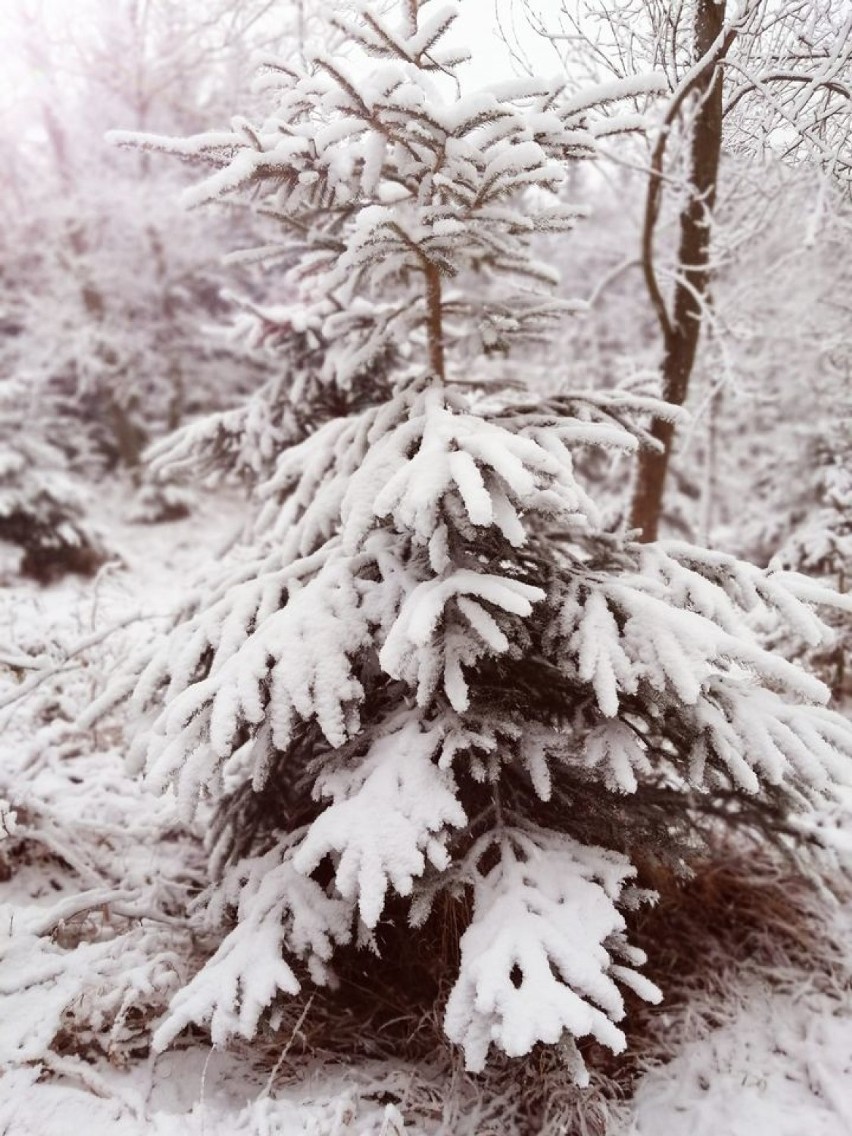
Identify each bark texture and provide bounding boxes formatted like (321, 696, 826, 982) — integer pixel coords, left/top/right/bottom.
(630, 0, 727, 541)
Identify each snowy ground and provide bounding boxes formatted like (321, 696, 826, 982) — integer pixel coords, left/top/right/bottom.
(629, 988, 852, 1136)
(1, 493, 851, 1136)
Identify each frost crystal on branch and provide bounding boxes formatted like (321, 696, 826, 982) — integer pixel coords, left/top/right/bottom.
(99, 0, 852, 1079)
(444, 829, 661, 1077)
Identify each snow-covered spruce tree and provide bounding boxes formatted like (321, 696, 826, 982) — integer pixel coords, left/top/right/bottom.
(0, 382, 105, 582)
(97, 0, 852, 1080)
(770, 420, 852, 700)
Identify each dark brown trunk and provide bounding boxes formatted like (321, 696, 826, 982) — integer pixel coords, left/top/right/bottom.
(630, 0, 726, 542)
(166, 363, 185, 432)
(425, 261, 445, 381)
(106, 394, 146, 471)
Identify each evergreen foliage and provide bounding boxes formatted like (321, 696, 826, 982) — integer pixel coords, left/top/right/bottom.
(771, 420, 852, 699)
(146, 299, 395, 488)
(0, 382, 106, 582)
(95, 0, 852, 1080)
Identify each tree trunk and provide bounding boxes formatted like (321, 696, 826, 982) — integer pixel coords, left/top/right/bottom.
(106, 392, 147, 471)
(699, 385, 721, 545)
(630, 0, 726, 542)
(425, 261, 446, 381)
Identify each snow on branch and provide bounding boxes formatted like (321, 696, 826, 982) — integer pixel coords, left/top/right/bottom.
(294, 716, 466, 927)
(153, 845, 352, 1049)
(445, 828, 660, 1079)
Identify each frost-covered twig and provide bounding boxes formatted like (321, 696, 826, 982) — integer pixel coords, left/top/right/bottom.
(0, 610, 167, 717)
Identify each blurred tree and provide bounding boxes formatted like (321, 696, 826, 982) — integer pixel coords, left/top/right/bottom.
(0, 0, 302, 485)
(514, 0, 852, 540)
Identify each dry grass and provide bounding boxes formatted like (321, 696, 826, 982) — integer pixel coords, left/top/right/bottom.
(632, 849, 843, 992)
(590, 848, 848, 1089)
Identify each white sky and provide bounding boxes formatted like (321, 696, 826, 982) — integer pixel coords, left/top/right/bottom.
(0, 0, 96, 114)
(456, 0, 533, 85)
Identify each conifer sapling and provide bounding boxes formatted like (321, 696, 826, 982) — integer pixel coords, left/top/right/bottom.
(97, 0, 852, 1081)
